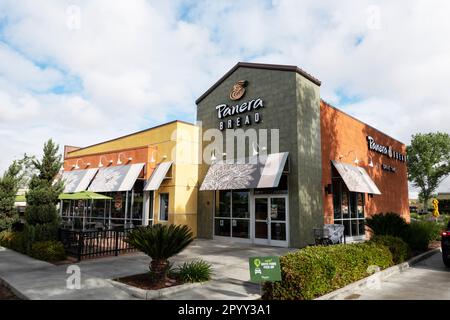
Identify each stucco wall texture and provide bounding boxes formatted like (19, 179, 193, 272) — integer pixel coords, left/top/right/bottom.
(320, 100, 410, 223)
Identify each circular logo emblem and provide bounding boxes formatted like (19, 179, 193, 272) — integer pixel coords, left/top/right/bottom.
(230, 80, 248, 101)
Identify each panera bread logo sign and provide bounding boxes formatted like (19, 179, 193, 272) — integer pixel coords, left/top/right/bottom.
(216, 80, 264, 131)
(230, 80, 248, 101)
(367, 136, 406, 162)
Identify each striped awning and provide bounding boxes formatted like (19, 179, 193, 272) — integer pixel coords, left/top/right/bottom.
(144, 161, 173, 191)
(332, 160, 381, 195)
(88, 163, 144, 192)
(200, 152, 288, 191)
(61, 168, 98, 193)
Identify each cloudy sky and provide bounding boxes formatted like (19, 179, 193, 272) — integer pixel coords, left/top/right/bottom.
(0, 0, 449, 196)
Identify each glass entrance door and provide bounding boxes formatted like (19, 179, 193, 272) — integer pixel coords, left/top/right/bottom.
(253, 196, 288, 247)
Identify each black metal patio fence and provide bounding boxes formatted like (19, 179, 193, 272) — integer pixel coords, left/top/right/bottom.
(58, 228, 137, 261)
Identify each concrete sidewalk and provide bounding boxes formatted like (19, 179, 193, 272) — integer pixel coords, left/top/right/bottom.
(0, 247, 137, 300)
(334, 251, 450, 300)
(0, 239, 294, 300)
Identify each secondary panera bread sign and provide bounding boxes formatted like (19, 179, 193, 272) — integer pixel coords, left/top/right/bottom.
(216, 80, 264, 130)
(366, 136, 406, 163)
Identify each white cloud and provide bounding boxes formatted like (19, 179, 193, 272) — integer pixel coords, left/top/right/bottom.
(0, 0, 449, 195)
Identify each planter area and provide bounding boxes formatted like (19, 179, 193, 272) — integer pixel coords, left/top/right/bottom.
(0, 284, 20, 300)
(109, 276, 204, 300)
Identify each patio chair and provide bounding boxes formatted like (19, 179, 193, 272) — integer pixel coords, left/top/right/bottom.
(313, 224, 345, 245)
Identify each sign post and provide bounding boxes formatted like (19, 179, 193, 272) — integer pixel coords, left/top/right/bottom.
(249, 256, 282, 297)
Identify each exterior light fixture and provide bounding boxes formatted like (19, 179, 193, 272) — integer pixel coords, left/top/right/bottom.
(74, 159, 84, 169)
(340, 150, 359, 165)
(150, 150, 157, 163)
(117, 153, 132, 165)
(324, 184, 332, 195)
(98, 156, 112, 168)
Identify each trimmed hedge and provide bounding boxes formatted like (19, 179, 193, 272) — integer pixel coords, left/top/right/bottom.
(369, 235, 410, 263)
(365, 212, 409, 237)
(263, 242, 394, 300)
(30, 241, 66, 262)
(367, 212, 441, 252)
(402, 221, 439, 252)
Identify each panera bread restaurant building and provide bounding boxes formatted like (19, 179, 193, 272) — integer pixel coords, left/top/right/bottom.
(196, 62, 409, 248)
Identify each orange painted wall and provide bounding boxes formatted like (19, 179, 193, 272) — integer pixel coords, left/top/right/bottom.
(64, 146, 157, 179)
(320, 100, 410, 224)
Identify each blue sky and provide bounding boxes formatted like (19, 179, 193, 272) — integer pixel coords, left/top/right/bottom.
(0, 0, 450, 196)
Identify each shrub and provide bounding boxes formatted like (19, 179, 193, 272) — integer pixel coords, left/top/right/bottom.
(0, 231, 26, 253)
(125, 224, 194, 285)
(175, 260, 213, 283)
(23, 221, 59, 245)
(366, 212, 409, 237)
(402, 221, 438, 252)
(0, 230, 14, 246)
(30, 241, 66, 262)
(263, 242, 394, 300)
(369, 235, 410, 263)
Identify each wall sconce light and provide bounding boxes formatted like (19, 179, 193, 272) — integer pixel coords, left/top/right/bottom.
(73, 159, 89, 170)
(324, 184, 333, 195)
(98, 156, 113, 168)
(338, 150, 359, 166)
(150, 150, 167, 163)
(368, 156, 374, 168)
(150, 150, 157, 163)
(117, 153, 132, 165)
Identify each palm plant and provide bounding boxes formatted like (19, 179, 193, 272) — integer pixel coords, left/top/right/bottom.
(125, 224, 194, 284)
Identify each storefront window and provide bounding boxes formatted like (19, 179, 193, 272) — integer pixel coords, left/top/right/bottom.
(342, 190, 349, 219)
(214, 190, 249, 239)
(159, 193, 169, 221)
(333, 179, 341, 220)
(60, 179, 146, 229)
(215, 191, 231, 217)
(232, 191, 249, 218)
(332, 179, 366, 238)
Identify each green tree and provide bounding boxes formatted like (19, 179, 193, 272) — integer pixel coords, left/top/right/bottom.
(407, 132, 450, 211)
(0, 161, 22, 231)
(24, 139, 64, 243)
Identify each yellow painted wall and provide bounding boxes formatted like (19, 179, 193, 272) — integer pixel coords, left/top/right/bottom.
(67, 120, 200, 236)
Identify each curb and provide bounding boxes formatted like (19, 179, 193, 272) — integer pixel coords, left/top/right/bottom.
(315, 248, 441, 300)
(0, 276, 30, 300)
(107, 279, 204, 300)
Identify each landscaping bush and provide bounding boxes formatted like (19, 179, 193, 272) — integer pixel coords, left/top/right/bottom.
(0, 230, 14, 246)
(30, 241, 66, 262)
(175, 259, 213, 283)
(0, 230, 26, 253)
(369, 235, 411, 263)
(402, 221, 438, 252)
(263, 242, 394, 300)
(366, 212, 409, 237)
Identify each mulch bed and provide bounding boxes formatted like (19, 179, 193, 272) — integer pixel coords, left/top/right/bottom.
(115, 273, 183, 290)
(0, 284, 20, 300)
